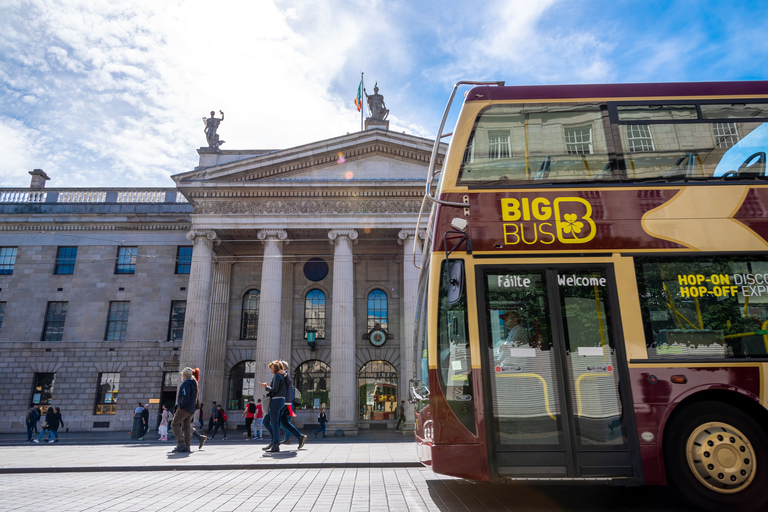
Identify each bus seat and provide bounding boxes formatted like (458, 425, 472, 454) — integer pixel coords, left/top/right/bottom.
(533, 156, 551, 179)
(737, 152, 767, 178)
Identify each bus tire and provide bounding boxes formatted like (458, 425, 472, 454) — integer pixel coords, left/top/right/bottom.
(664, 401, 768, 512)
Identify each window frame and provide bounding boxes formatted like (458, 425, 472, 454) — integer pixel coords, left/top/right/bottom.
(240, 289, 260, 340)
(294, 359, 330, 410)
(54, 246, 78, 275)
(168, 300, 186, 341)
(175, 246, 193, 274)
(42, 301, 68, 341)
(0, 247, 18, 275)
(105, 301, 130, 341)
(304, 289, 326, 339)
(115, 246, 137, 274)
(94, 372, 120, 415)
(367, 289, 389, 331)
(31, 372, 55, 407)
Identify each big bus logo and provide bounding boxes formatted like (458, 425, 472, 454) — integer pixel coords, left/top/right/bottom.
(500, 197, 596, 245)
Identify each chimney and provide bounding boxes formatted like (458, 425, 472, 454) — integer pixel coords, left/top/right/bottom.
(29, 169, 50, 189)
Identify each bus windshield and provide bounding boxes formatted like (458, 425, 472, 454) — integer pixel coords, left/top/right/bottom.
(458, 101, 768, 185)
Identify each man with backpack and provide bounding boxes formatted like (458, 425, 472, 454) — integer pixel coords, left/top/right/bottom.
(25, 405, 40, 442)
(210, 404, 228, 440)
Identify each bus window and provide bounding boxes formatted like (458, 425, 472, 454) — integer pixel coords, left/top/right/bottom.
(483, 270, 561, 446)
(412, 263, 430, 412)
(636, 255, 768, 358)
(437, 260, 475, 434)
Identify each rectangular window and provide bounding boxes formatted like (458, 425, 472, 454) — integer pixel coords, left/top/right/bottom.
(636, 255, 768, 359)
(115, 247, 137, 274)
(0, 302, 5, 333)
(0, 247, 18, 274)
(54, 246, 78, 275)
(176, 246, 192, 274)
(42, 301, 68, 341)
(625, 124, 655, 152)
(105, 301, 130, 341)
(31, 373, 55, 406)
(564, 126, 594, 155)
(94, 373, 120, 415)
(168, 300, 186, 341)
(487, 130, 511, 159)
(713, 122, 740, 149)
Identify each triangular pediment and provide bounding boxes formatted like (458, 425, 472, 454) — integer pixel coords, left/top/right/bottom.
(172, 130, 445, 185)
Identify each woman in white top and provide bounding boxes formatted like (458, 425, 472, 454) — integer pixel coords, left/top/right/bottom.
(158, 404, 171, 441)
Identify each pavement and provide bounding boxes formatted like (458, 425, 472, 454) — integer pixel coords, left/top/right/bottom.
(0, 430, 699, 511)
(0, 428, 420, 473)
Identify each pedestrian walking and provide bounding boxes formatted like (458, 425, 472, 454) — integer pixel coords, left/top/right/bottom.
(254, 399, 264, 440)
(35, 406, 57, 443)
(140, 403, 150, 440)
(25, 405, 40, 442)
(207, 401, 217, 434)
(170, 367, 198, 453)
(259, 360, 287, 453)
(315, 407, 328, 437)
(50, 407, 64, 443)
(210, 404, 228, 440)
(131, 403, 144, 440)
(396, 400, 406, 432)
(278, 361, 307, 449)
(242, 399, 256, 440)
(198, 407, 204, 430)
(190, 368, 207, 449)
(158, 404, 171, 441)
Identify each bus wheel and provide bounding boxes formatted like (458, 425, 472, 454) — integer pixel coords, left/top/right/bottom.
(665, 401, 768, 512)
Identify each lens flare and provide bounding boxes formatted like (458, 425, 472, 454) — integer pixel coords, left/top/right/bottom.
(345, 171, 354, 180)
(337, 152, 346, 164)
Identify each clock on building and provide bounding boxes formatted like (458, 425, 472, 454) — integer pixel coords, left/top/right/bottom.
(368, 328, 388, 347)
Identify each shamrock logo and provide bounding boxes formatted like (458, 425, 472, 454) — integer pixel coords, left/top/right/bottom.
(561, 213, 583, 235)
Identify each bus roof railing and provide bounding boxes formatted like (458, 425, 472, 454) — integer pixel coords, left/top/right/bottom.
(414, 80, 505, 269)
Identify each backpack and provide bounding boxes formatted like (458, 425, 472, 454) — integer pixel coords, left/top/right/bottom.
(222, 411, 228, 422)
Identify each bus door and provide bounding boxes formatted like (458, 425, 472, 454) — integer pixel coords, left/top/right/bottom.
(478, 264, 637, 479)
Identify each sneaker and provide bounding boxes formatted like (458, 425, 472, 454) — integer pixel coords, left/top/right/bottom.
(268, 445, 280, 453)
(298, 435, 307, 449)
(33, 439, 39, 443)
(262, 444, 273, 451)
(223, 436, 227, 440)
(169, 446, 189, 453)
(47, 439, 54, 443)
(198, 435, 207, 450)
(53, 439, 59, 443)
(138, 437, 144, 441)
(246, 438, 251, 441)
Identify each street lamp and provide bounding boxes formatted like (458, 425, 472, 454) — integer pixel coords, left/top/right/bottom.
(306, 329, 317, 351)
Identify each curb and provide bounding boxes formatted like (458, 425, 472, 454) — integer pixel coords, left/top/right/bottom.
(0, 461, 425, 474)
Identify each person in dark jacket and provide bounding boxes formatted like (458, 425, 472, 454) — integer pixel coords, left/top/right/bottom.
(49, 407, 64, 443)
(26, 405, 40, 442)
(131, 403, 144, 440)
(259, 360, 287, 453)
(277, 362, 307, 449)
(35, 406, 57, 443)
(210, 404, 228, 440)
(170, 367, 198, 453)
(315, 407, 328, 437)
(139, 403, 150, 440)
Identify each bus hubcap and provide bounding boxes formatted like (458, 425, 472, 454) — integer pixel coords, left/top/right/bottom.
(686, 421, 755, 493)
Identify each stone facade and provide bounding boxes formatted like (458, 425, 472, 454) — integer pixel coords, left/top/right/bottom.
(0, 129, 443, 434)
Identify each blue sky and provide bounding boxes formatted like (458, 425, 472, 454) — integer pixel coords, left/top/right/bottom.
(1, 0, 767, 188)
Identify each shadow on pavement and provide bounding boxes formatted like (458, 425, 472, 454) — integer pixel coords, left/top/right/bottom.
(263, 451, 298, 459)
(426, 480, 699, 512)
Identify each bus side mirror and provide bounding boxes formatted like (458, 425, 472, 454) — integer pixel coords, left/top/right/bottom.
(447, 261, 464, 306)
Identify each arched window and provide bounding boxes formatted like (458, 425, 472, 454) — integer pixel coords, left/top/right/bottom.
(367, 289, 388, 331)
(294, 360, 330, 410)
(240, 289, 260, 339)
(358, 360, 398, 420)
(304, 289, 325, 339)
(228, 361, 256, 410)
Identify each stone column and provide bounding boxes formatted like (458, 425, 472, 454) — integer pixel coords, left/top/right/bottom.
(398, 228, 426, 432)
(203, 257, 234, 407)
(254, 229, 288, 386)
(180, 230, 217, 384)
(279, 260, 294, 368)
(328, 229, 358, 433)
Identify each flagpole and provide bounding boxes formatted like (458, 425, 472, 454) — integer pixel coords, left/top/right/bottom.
(360, 71, 364, 132)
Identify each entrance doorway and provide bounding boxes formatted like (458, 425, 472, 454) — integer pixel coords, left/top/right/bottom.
(478, 264, 636, 478)
(358, 360, 398, 421)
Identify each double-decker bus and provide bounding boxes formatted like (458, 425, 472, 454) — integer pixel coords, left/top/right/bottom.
(410, 81, 768, 512)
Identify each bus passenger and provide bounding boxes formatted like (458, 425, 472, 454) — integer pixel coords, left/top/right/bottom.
(502, 310, 531, 349)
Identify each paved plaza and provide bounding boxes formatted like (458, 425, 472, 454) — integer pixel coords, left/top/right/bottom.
(0, 432, 698, 512)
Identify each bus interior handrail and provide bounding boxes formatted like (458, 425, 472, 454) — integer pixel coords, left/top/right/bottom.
(413, 80, 505, 269)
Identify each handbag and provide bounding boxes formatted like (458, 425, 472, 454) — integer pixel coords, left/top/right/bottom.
(41, 422, 49, 429)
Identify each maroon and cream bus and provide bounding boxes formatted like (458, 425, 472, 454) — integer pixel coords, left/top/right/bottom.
(410, 81, 768, 512)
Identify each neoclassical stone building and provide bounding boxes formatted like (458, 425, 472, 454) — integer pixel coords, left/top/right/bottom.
(0, 127, 444, 434)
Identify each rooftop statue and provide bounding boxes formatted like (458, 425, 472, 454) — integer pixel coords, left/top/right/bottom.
(203, 110, 226, 148)
(364, 83, 389, 121)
